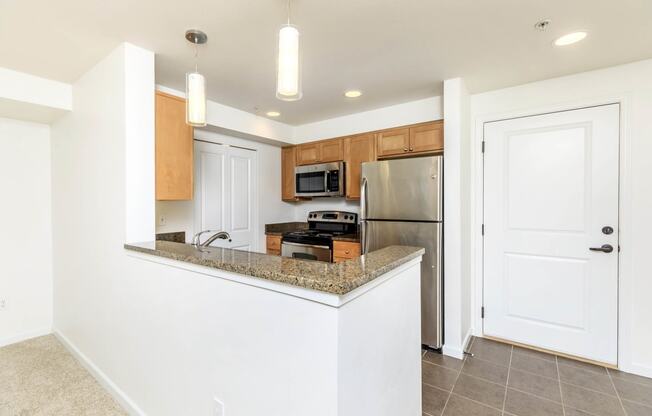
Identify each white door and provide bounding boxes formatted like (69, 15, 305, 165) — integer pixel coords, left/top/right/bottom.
(483, 104, 619, 364)
(194, 141, 257, 252)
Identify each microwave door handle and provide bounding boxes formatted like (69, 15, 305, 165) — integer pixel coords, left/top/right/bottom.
(324, 170, 329, 192)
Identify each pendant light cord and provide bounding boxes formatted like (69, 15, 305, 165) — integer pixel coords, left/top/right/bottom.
(287, 0, 291, 25)
(194, 43, 199, 73)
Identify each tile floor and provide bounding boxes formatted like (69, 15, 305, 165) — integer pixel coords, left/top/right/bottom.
(4, 334, 652, 415)
(422, 337, 652, 416)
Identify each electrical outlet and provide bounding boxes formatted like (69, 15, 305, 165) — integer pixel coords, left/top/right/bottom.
(0, 299, 6, 311)
(158, 215, 166, 226)
(213, 397, 224, 416)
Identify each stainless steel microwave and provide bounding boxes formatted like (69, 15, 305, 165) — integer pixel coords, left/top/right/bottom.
(295, 162, 345, 197)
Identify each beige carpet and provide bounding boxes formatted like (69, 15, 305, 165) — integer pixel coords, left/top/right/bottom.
(0, 335, 127, 416)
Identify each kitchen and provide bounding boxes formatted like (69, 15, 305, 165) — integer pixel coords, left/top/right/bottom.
(2, 1, 652, 416)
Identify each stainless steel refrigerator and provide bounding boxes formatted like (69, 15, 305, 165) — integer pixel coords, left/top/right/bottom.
(360, 155, 443, 349)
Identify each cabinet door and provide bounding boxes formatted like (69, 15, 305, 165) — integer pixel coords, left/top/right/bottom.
(296, 143, 320, 165)
(266, 235, 282, 255)
(344, 133, 375, 200)
(333, 241, 361, 260)
(409, 121, 443, 153)
(281, 146, 297, 201)
(376, 128, 410, 157)
(156, 91, 193, 200)
(319, 138, 343, 162)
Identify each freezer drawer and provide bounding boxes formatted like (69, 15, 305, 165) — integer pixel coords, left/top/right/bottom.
(361, 156, 442, 222)
(362, 220, 443, 348)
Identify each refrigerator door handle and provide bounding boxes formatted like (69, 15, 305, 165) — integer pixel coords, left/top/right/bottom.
(360, 177, 368, 220)
(360, 177, 368, 254)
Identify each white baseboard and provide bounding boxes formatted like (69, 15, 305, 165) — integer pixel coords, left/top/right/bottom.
(54, 330, 146, 416)
(442, 327, 474, 360)
(620, 361, 652, 379)
(0, 326, 52, 348)
(462, 327, 474, 352)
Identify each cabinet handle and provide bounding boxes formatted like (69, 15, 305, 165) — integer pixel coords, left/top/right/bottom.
(403, 148, 408, 152)
(409, 147, 413, 151)
(345, 250, 350, 254)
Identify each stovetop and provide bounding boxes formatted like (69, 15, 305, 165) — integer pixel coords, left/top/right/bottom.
(282, 210, 358, 247)
(284, 229, 346, 238)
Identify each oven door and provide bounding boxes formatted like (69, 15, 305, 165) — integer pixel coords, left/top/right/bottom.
(295, 162, 344, 197)
(281, 241, 332, 262)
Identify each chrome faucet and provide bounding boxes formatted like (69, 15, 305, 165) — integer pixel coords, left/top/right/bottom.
(192, 230, 232, 247)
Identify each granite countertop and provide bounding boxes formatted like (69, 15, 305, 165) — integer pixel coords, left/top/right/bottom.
(331, 233, 360, 243)
(264, 222, 308, 236)
(265, 222, 360, 243)
(124, 241, 424, 295)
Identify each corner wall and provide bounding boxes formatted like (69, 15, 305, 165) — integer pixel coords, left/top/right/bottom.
(0, 117, 52, 346)
(50, 42, 155, 413)
(442, 78, 472, 358)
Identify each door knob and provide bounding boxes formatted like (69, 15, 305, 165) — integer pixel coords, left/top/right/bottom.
(589, 244, 614, 253)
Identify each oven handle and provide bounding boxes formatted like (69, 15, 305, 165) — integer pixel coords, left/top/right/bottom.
(281, 241, 331, 250)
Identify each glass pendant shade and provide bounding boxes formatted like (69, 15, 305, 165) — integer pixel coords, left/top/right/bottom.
(186, 71, 207, 127)
(276, 24, 302, 101)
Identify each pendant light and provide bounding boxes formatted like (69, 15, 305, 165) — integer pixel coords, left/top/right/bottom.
(185, 29, 208, 127)
(276, 0, 302, 101)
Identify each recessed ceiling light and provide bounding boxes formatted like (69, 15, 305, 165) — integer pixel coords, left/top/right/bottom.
(266, 111, 281, 117)
(344, 90, 362, 98)
(554, 31, 587, 46)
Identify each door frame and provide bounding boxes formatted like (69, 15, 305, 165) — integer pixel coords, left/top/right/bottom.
(471, 94, 634, 371)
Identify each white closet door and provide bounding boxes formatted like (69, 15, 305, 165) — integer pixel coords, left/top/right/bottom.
(194, 141, 257, 251)
(227, 146, 256, 252)
(483, 104, 620, 364)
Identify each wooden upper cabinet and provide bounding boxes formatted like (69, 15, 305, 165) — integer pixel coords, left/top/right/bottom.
(297, 138, 343, 165)
(319, 138, 344, 162)
(296, 143, 320, 165)
(281, 146, 298, 201)
(409, 121, 443, 153)
(344, 133, 375, 200)
(155, 91, 193, 200)
(376, 128, 410, 157)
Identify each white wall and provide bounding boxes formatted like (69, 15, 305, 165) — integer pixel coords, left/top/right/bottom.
(442, 78, 472, 358)
(124, 46, 155, 243)
(156, 85, 294, 144)
(293, 199, 360, 220)
(293, 96, 442, 143)
(156, 129, 296, 251)
(0, 117, 52, 346)
(50, 43, 154, 412)
(0, 66, 72, 123)
(470, 58, 652, 377)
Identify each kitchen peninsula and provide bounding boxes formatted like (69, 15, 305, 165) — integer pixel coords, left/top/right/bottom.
(124, 241, 424, 416)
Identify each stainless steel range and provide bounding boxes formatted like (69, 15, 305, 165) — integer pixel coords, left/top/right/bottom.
(281, 211, 358, 262)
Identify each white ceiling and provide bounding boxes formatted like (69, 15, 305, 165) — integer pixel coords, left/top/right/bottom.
(1, 0, 651, 125)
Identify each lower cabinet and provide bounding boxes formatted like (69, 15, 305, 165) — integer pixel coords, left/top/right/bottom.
(266, 235, 282, 255)
(333, 241, 362, 263)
